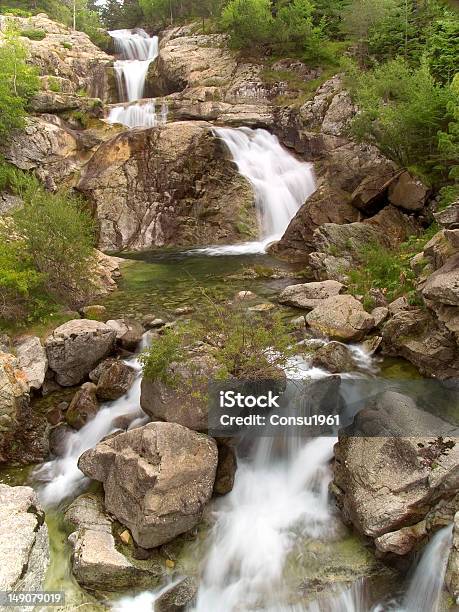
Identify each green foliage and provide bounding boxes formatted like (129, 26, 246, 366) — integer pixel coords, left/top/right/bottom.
(13, 178, 97, 306)
(61, 41, 73, 50)
(20, 28, 46, 40)
(221, 0, 273, 47)
(437, 183, 459, 211)
(47, 76, 61, 92)
(347, 225, 439, 309)
(139, 0, 223, 26)
(348, 58, 458, 181)
(0, 28, 39, 139)
(139, 326, 186, 384)
(0, 7, 32, 17)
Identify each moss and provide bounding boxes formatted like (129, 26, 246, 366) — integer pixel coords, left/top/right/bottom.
(20, 28, 46, 40)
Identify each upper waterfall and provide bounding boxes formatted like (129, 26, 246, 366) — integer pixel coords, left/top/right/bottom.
(193, 127, 316, 256)
(109, 28, 158, 102)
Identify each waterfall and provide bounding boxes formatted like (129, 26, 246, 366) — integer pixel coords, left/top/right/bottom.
(192, 127, 316, 256)
(34, 339, 150, 507)
(400, 525, 453, 612)
(107, 29, 167, 129)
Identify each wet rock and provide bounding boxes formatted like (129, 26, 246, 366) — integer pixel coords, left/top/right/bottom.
(361, 336, 382, 355)
(0, 485, 49, 595)
(388, 171, 429, 211)
(374, 521, 427, 556)
(140, 353, 219, 432)
(214, 440, 237, 496)
(447, 512, 459, 604)
(49, 423, 74, 456)
(66, 382, 99, 429)
(106, 319, 144, 352)
(65, 493, 161, 591)
(14, 336, 48, 391)
(279, 280, 344, 310)
(45, 319, 116, 386)
(155, 577, 197, 612)
(306, 295, 375, 342)
(96, 360, 136, 401)
(311, 341, 360, 373)
(333, 392, 459, 539)
(382, 309, 459, 378)
(78, 422, 218, 549)
(77, 122, 255, 251)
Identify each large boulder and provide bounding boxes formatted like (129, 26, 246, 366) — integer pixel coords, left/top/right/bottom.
(388, 171, 429, 211)
(435, 201, 459, 230)
(382, 309, 459, 379)
(422, 254, 459, 306)
(14, 336, 48, 391)
(155, 577, 197, 612)
(106, 319, 144, 352)
(306, 295, 375, 342)
(65, 382, 99, 429)
(77, 121, 255, 251)
(95, 360, 136, 401)
(0, 485, 49, 595)
(311, 341, 360, 373)
(278, 280, 344, 310)
(333, 394, 459, 539)
(78, 422, 218, 548)
(45, 319, 117, 386)
(65, 493, 161, 591)
(140, 353, 219, 432)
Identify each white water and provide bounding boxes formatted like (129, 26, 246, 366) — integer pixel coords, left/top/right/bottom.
(107, 29, 167, 129)
(191, 127, 315, 256)
(35, 341, 149, 507)
(400, 524, 453, 612)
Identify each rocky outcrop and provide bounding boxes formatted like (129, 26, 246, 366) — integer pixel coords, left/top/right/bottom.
(45, 319, 117, 386)
(0, 14, 113, 102)
(333, 393, 459, 542)
(77, 121, 255, 251)
(0, 485, 49, 596)
(306, 295, 375, 341)
(78, 422, 218, 548)
(65, 492, 161, 591)
(278, 280, 344, 309)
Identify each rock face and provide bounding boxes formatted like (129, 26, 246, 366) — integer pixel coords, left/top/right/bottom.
(333, 394, 459, 540)
(278, 280, 344, 310)
(78, 422, 218, 548)
(65, 492, 161, 591)
(306, 295, 375, 341)
(1, 14, 113, 102)
(0, 485, 49, 595)
(45, 319, 117, 386)
(13, 336, 48, 391)
(77, 121, 255, 251)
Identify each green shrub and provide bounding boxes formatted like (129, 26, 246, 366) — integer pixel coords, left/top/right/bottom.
(221, 0, 273, 48)
(61, 41, 73, 50)
(139, 326, 187, 385)
(48, 77, 61, 93)
(0, 29, 39, 139)
(0, 8, 32, 17)
(20, 29, 46, 40)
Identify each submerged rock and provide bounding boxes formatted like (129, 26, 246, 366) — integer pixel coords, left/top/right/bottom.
(306, 295, 375, 342)
(0, 485, 49, 596)
(78, 422, 218, 549)
(45, 319, 116, 386)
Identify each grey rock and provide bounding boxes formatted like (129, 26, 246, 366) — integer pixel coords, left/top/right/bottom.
(312, 341, 359, 373)
(66, 382, 99, 430)
(306, 295, 375, 342)
(371, 307, 389, 327)
(435, 201, 459, 230)
(14, 336, 48, 391)
(422, 255, 459, 306)
(388, 171, 429, 211)
(106, 319, 144, 352)
(96, 360, 136, 401)
(78, 422, 218, 549)
(278, 280, 344, 310)
(45, 319, 116, 386)
(155, 577, 197, 612)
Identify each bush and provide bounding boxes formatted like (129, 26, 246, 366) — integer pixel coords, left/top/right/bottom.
(139, 326, 188, 384)
(348, 58, 458, 181)
(48, 77, 61, 93)
(20, 28, 46, 40)
(61, 41, 73, 50)
(12, 179, 97, 307)
(0, 29, 39, 138)
(221, 0, 273, 48)
(0, 8, 32, 17)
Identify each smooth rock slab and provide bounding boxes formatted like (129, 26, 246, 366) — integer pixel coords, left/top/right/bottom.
(78, 422, 218, 549)
(306, 295, 375, 341)
(278, 280, 343, 310)
(0, 485, 49, 595)
(45, 319, 116, 386)
(14, 336, 48, 391)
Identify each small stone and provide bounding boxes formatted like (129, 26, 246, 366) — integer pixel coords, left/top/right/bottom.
(234, 290, 256, 301)
(165, 559, 175, 569)
(248, 303, 275, 313)
(174, 306, 195, 315)
(147, 318, 166, 329)
(119, 530, 131, 545)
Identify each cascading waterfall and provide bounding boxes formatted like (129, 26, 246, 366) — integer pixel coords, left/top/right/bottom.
(193, 127, 316, 256)
(107, 29, 167, 129)
(34, 339, 150, 506)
